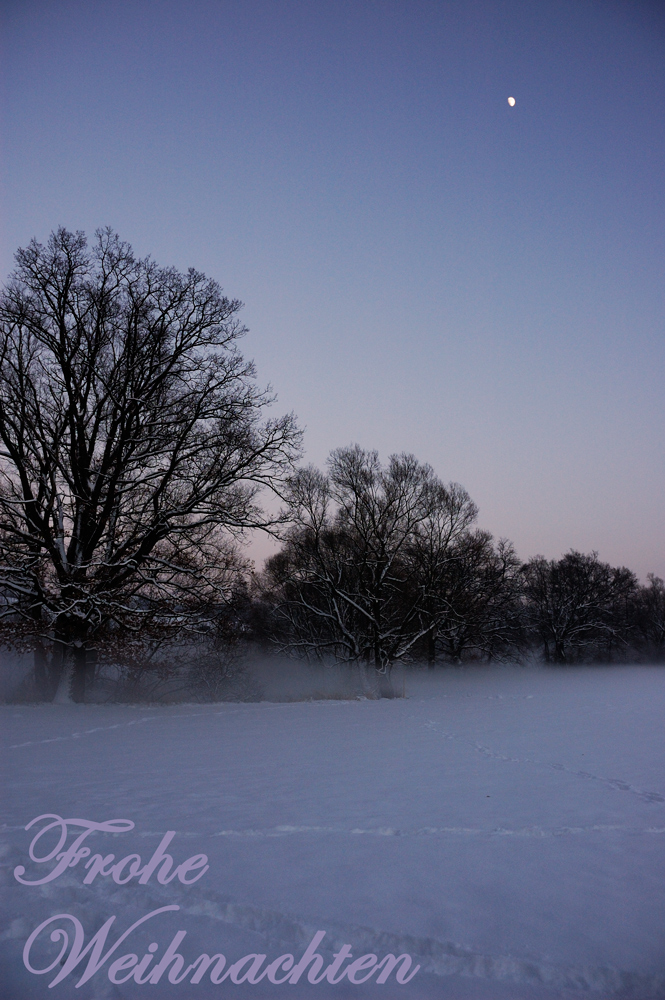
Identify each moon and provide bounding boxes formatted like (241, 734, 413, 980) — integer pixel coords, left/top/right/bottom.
(507, 96, 516, 107)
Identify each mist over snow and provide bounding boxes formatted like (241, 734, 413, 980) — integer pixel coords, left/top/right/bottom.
(2, 664, 664, 999)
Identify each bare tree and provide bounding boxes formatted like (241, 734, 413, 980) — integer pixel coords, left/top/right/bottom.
(412, 530, 523, 664)
(633, 574, 665, 661)
(521, 551, 638, 663)
(261, 446, 484, 692)
(403, 482, 477, 664)
(0, 228, 301, 699)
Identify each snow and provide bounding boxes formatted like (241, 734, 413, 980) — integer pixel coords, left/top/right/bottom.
(1, 664, 665, 999)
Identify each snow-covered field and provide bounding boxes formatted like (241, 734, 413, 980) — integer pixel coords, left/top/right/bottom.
(2, 665, 664, 1000)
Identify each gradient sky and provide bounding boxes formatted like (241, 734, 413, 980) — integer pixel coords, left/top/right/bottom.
(1, 0, 664, 579)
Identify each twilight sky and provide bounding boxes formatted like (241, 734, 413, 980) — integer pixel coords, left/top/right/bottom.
(1, 0, 664, 579)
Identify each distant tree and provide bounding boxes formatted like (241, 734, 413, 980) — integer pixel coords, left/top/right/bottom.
(260, 446, 491, 691)
(632, 574, 665, 661)
(262, 449, 434, 688)
(401, 481, 478, 664)
(521, 551, 638, 663)
(413, 530, 523, 664)
(0, 228, 300, 700)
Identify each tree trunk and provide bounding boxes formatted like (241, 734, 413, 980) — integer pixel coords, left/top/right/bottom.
(554, 639, 566, 664)
(53, 638, 93, 703)
(53, 647, 75, 703)
(70, 645, 90, 703)
(358, 662, 378, 698)
(427, 629, 436, 668)
(376, 664, 394, 699)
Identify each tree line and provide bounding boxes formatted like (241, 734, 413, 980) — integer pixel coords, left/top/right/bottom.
(256, 448, 664, 674)
(0, 230, 663, 701)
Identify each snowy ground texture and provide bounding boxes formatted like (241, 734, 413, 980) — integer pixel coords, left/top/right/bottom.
(1, 664, 665, 1000)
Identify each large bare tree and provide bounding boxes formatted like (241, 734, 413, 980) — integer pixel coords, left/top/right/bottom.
(261, 446, 483, 691)
(0, 228, 300, 699)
